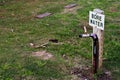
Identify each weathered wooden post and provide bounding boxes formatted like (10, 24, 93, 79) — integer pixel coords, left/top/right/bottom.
(79, 8, 105, 73)
(89, 9, 105, 70)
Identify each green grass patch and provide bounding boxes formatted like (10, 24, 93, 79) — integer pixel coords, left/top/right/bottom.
(0, 0, 120, 79)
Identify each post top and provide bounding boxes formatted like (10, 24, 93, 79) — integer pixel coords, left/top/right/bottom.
(93, 9, 104, 14)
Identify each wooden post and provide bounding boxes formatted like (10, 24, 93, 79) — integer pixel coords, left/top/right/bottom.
(93, 9, 104, 69)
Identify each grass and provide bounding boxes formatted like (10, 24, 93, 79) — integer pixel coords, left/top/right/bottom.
(0, 0, 120, 80)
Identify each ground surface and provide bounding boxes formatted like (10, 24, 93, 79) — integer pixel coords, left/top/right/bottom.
(0, 0, 120, 80)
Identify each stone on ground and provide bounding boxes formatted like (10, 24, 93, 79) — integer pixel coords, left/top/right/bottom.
(35, 12, 52, 18)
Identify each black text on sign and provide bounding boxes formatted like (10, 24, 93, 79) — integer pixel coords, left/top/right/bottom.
(89, 11, 105, 30)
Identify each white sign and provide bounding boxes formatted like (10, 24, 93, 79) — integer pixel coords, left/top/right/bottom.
(89, 11, 105, 30)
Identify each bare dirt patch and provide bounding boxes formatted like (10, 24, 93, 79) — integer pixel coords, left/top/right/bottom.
(63, 55, 112, 80)
(31, 51, 54, 60)
(71, 67, 112, 80)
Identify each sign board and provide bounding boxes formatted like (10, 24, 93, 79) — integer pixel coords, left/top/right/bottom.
(89, 11, 105, 30)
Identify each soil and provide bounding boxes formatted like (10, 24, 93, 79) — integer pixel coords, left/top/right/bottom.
(31, 51, 53, 60)
(71, 67, 112, 80)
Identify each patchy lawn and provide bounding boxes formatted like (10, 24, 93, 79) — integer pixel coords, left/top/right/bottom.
(0, 0, 120, 80)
